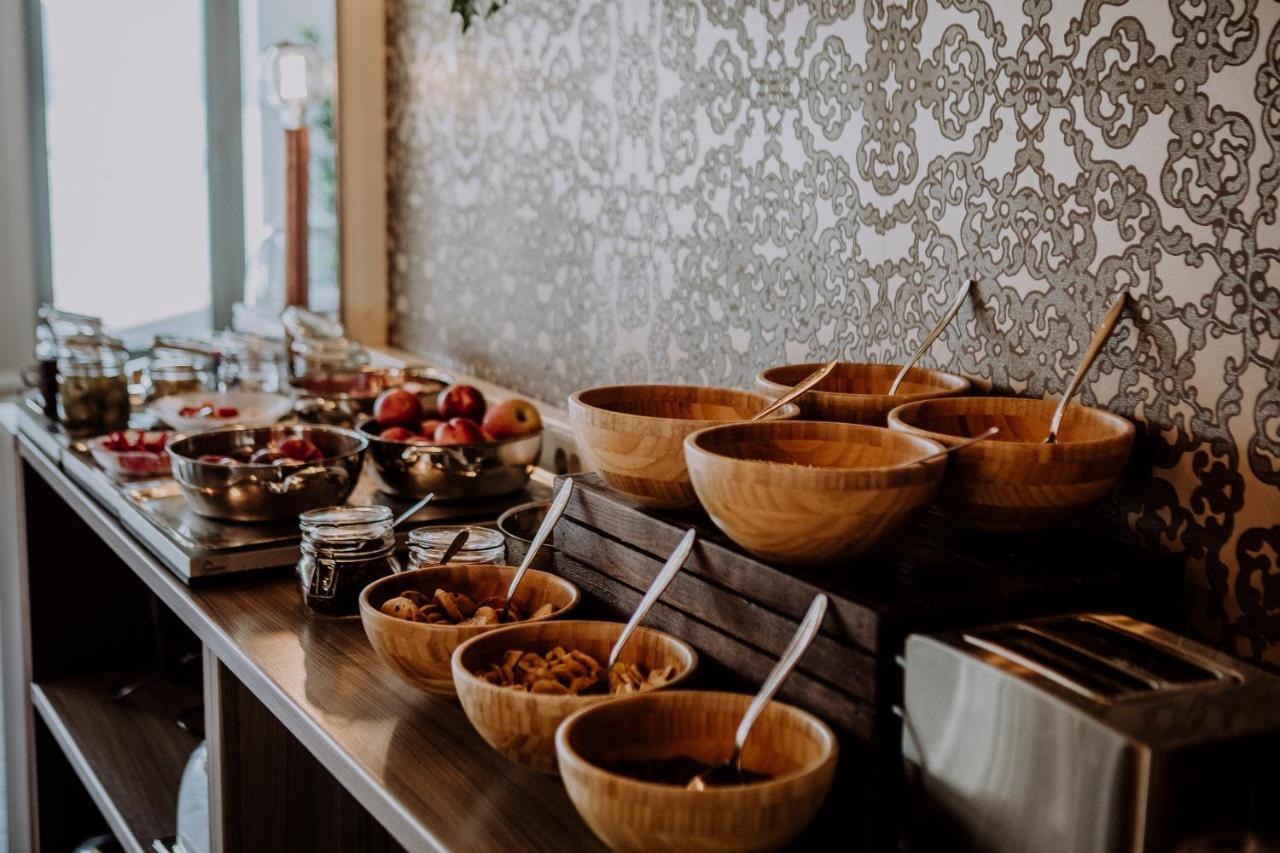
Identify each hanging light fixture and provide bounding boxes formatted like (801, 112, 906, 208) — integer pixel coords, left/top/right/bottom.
(261, 41, 327, 309)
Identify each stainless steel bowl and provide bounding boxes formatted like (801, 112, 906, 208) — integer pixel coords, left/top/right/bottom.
(291, 365, 454, 427)
(358, 418, 542, 501)
(496, 500, 553, 572)
(168, 425, 368, 522)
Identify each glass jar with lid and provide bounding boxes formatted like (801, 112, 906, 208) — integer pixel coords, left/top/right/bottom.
(220, 335, 284, 393)
(145, 358, 210, 402)
(297, 505, 401, 617)
(57, 335, 131, 433)
(407, 525, 506, 569)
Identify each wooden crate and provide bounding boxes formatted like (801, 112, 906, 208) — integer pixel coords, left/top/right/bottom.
(550, 473, 1184, 746)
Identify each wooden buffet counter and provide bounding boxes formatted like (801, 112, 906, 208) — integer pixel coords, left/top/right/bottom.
(0, 406, 600, 852)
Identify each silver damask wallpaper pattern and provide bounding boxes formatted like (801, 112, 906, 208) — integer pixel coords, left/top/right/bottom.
(386, 1, 1280, 663)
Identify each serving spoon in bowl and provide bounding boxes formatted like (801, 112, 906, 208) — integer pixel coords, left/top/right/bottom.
(607, 528, 697, 667)
(1044, 291, 1129, 445)
(687, 593, 829, 790)
(888, 279, 973, 396)
(902, 426, 1000, 467)
(751, 359, 839, 421)
(502, 477, 574, 610)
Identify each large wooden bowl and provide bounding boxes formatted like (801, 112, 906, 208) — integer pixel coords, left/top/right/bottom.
(756, 361, 969, 425)
(359, 564, 579, 696)
(684, 420, 947, 566)
(556, 690, 838, 853)
(567, 385, 798, 509)
(887, 396, 1135, 532)
(451, 619, 698, 774)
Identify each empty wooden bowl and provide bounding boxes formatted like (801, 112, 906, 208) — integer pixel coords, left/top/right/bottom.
(567, 384, 798, 509)
(451, 619, 698, 773)
(684, 420, 947, 566)
(756, 361, 969, 425)
(556, 689, 838, 853)
(359, 564, 580, 696)
(887, 396, 1135, 532)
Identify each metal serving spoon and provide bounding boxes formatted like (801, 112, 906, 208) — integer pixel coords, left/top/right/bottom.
(687, 593, 829, 791)
(392, 492, 435, 530)
(888, 280, 973, 396)
(902, 426, 1000, 467)
(502, 478, 573, 608)
(437, 528, 470, 565)
(752, 359, 839, 421)
(607, 528, 697, 667)
(1044, 292, 1128, 445)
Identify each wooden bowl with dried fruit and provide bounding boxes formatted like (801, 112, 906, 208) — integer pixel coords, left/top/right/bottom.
(451, 619, 698, 774)
(359, 564, 580, 696)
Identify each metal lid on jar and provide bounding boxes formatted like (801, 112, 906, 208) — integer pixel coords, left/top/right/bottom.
(408, 525, 505, 554)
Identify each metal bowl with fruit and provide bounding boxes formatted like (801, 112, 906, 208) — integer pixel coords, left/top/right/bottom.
(291, 365, 453, 428)
(358, 383, 543, 501)
(167, 425, 368, 522)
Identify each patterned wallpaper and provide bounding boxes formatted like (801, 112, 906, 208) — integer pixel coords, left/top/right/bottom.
(386, 0, 1280, 663)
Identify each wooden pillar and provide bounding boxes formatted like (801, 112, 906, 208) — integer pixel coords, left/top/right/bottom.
(285, 126, 309, 309)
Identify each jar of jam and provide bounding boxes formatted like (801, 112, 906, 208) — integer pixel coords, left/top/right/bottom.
(57, 335, 131, 433)
(297, 505, 401, 617)
(407, 525, 506, 569)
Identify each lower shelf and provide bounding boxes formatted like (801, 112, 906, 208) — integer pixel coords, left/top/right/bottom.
(32, 672, 202, 852)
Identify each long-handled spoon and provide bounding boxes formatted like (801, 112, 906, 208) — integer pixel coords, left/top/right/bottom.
(607, 528, 697, 667)
(437, 528, 470, 565)
(502, 478, 573, 608)
(888, 280, 973, 396)
(902, 426, 1000, 467)
(751, 359, 839, 421)
(1044, 291, 1129, 445)
(392, 492, 435, 530)
(687, 593, 829, 791)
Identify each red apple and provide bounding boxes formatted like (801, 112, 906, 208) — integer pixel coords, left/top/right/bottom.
(434, 417, 485, 445)
(482, 398, 542, 440)
(417, 419, 443, 438)
(374, 388, 424, 427)
(437, 384, 486, 421)
(379, 426, 418, 443)
(278, 438, 322, 461)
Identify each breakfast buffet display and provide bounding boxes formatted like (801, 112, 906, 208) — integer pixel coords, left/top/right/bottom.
(16, 292, 1192, 851)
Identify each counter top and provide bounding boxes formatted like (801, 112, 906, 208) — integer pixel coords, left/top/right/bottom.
(10, 415, 603, 852)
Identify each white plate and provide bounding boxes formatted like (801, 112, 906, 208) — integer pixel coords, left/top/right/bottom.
(149, 391, 294, 434)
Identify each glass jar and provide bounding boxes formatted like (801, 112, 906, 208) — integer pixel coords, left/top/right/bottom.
(145, 358, 209, 401)
(221, 337, 284, 393)
(56, 335, 131, 433)
(407, 525, 506, 569)
(33, 306, 103, 419)
(297, 505, 401, 617)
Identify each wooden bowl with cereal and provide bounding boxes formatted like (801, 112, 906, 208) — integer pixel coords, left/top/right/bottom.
(359, 564, 580, 697)
(451, 619, 698, 774)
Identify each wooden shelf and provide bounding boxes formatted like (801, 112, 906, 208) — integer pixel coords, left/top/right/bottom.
(31, 673, 201, 853)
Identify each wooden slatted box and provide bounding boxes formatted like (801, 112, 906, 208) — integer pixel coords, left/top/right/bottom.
(549, 472, 1184, 747)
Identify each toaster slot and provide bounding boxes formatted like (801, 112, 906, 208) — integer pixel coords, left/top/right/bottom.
(1035, 617, 1228, 687)
(964, 626, 1155, 702)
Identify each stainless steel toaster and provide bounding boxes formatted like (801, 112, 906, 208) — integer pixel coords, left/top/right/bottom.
(901, 614, 1280, 853)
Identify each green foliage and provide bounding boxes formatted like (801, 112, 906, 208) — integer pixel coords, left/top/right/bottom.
(453, 0, 507, 33)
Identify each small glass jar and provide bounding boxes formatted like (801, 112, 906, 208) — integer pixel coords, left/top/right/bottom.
(57, 335, 131, 433)
(222, 339, 284, 393)
(146, 358, 209, 401)
(407, 525, 506, 569)
(297, 505, 401, 617)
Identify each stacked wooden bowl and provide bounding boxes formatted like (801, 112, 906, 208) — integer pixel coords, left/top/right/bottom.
(756, 361, 969, 425)
(359, 564, 579, 696)
(888, 396, 1135, 532)
(685, 420, 947, 566)
(556, 690, 838, 853)
(568, 385, 797, 509)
